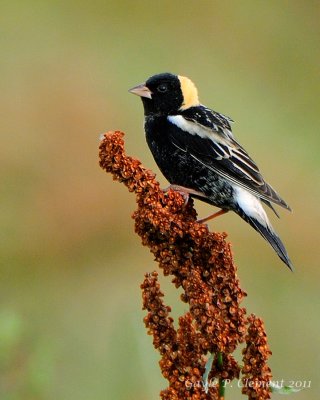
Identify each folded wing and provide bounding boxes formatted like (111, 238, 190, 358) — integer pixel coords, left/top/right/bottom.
(168, 109, 291, 210)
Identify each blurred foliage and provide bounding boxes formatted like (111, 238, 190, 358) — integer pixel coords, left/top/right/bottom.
(1, 1, 319, 399)
(0, 310, 55, 399)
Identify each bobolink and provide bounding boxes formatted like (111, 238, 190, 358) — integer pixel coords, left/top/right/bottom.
(129, 73, 293, 270)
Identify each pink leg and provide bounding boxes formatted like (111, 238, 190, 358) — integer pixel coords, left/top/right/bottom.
(163, 185, 228, 222)
(164, 184, 206, 207)
(197, 209, 228, 224)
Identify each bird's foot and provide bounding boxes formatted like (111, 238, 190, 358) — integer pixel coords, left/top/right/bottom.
(163, 184, 191, 207)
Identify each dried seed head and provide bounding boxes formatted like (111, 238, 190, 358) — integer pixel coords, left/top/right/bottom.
(100, 131, 271, 400)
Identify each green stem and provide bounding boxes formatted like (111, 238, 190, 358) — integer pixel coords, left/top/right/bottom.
(217, 352, 225, 399)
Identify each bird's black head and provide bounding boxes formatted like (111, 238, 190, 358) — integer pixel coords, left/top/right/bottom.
(129, 73, 200, 116)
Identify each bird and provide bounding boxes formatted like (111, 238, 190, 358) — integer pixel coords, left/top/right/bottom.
(129, 72, 293, 270)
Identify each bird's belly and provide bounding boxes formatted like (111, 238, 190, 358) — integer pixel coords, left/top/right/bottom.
(146, 134, 234, 209)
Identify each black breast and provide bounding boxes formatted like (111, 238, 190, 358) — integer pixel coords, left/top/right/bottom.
(144, 116, 234, 208)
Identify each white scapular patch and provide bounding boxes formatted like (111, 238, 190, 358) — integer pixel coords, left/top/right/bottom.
(168, 115, 225, 144)
(234, 185, 271, 228)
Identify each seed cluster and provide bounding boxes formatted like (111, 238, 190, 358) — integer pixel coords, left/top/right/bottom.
(99, 131, 272, 399)
(242, 315, 272, 399)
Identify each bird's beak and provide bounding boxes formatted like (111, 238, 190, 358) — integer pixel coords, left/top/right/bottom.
(129, 83, 152, 99)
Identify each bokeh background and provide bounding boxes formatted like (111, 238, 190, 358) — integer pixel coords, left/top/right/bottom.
(1, 1, 319, 399)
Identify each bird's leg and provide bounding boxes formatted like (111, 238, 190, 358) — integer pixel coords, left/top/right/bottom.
(197, 209, 228, 224)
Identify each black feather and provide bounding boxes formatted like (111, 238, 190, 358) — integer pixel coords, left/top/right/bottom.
(236, 208, 293, 270)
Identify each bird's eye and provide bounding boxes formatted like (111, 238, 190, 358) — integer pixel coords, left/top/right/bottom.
(157, 84, 168, 93)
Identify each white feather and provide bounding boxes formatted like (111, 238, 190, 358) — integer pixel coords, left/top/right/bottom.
(168, 115, 225, 144)
(233, 185, 271, 228)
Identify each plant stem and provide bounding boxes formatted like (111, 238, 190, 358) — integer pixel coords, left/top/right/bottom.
(217, 352, 225, 399)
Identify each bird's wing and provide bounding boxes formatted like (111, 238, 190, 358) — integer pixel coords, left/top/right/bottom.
(168, 108, 290, 210)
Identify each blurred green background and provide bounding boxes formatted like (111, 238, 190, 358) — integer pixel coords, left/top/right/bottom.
(1, 1, 319, 399)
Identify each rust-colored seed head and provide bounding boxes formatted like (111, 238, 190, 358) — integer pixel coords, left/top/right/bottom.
(241, 315, 272, 399)
(99, 131, 272, 400)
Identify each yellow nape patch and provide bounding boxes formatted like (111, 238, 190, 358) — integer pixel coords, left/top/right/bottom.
(178, 75, 200, 110)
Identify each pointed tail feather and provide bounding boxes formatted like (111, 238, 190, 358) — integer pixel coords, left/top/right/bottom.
(261, 199, 280, 218)
(237, 210, 293, 271)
